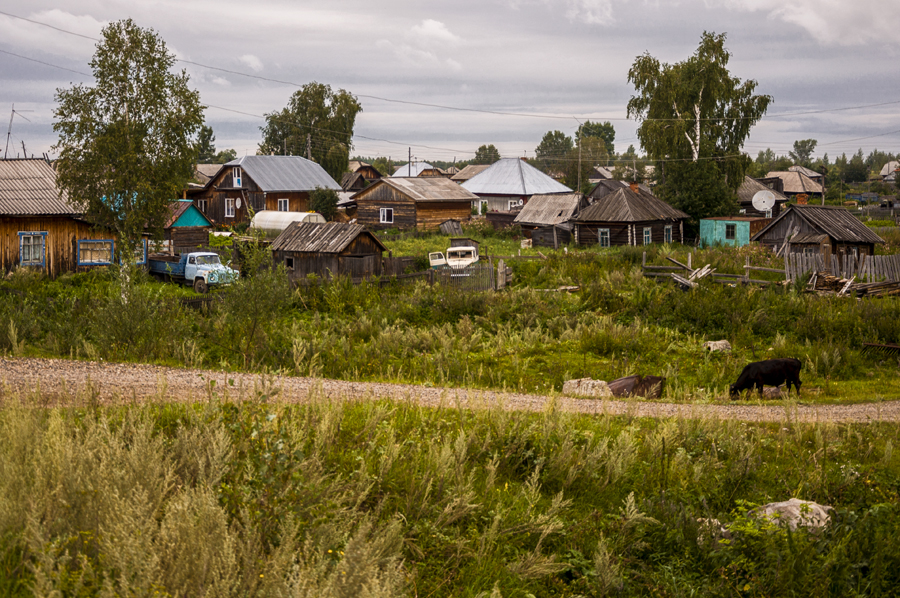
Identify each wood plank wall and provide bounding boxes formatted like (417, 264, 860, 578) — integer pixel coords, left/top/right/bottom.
(0, 217, 119, 277)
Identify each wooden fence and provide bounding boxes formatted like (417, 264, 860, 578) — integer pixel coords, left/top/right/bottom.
(784, 253, 900, 283)
(433, 265, 495, 292)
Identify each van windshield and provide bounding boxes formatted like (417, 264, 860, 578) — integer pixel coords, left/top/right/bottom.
(449, 250, 474, 259)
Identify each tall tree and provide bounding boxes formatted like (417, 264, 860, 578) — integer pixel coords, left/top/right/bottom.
(258, 82, 361, 182)
(534, 130, 573, 172)
(309, 187, 339, 221)
(53, 19, 204, 253)
(473, 144, 501, 165)
(197, 125, 238, 164)
(789, 139, 817, 166)
(577, 120, 615, 156)
(627, 32, 771, 220)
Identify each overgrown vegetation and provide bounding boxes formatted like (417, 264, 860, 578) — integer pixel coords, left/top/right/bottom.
(0, 393, 898, 597)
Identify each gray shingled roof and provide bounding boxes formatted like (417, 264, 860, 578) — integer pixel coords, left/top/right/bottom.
(226, 155, 341, 192)
(737, 176, 789, 204)
(0, 159, 80, 216)
(392, 162, 434, 177)
(576, 185, 688, 223)
(766, 171, 823, 195)
(514, 193, 587, 226)
(751, 204, 884, 245)
(271, 221, 386, 253)
(461, 158, 572, 196)
(353, 177, 479, 202)
(788, 165, 823, 178)
(450, 164, 490, 182)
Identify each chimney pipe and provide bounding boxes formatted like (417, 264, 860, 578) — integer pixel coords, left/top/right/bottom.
(629, 182, 639, 193)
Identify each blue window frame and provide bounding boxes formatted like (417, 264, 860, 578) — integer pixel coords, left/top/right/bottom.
(598, 228, 610, 247)
(664, 225, 673, 244)
(78, 239, 114, 266)
(643, 227, 652, 245)
(18, 232, 47, 267)
(123, 239, 148, 265)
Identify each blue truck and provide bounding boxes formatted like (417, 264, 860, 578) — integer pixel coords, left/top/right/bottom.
(147, 251, 239, 293)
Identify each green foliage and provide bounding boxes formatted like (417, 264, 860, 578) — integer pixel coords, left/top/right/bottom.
(473, 144, 501, 165)
(656, 159, 739, 221)
(310, 186, 339, 221)
(197, 125, 238, 165)
(534, 130, 573, 172)
(259, 81, 362, 182)
(790, 139, 818, 166)
(53, 19, 204, 252)
(577, 120, 616, 156)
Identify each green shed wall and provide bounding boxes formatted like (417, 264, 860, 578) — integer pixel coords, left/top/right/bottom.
(699, 220, 751, 248)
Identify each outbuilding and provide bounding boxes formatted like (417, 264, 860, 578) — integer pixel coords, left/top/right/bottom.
(699, 216, 771, 248)
(513, 193, 589, 247)
(163, 200, 213, 251)
(271, 221, 387, 282)
(352, 177, 477, 231)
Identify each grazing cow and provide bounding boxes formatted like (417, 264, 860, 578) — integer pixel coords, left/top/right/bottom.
(730, 358, 802, 398)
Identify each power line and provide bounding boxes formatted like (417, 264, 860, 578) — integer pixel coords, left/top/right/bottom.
(0, 48, 91, 77)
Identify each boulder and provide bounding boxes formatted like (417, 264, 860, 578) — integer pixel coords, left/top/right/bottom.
(751, 498, 832, 530)
(562, 378, 612, 398)
(704, 340, 732, 352)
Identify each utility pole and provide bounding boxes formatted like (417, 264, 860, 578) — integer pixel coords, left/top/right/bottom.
(306, 134, 311, 160)
(408, 147, 412, 176)
(577, 130, 582, 192)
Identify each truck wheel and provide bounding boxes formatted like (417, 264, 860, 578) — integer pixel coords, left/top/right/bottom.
(193, 278, 208, 294)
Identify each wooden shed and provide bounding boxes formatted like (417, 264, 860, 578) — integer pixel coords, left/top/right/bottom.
(0, 159, 140, 277)
(186, 155, 341, 225)
(352, 177, 477, 231)
(513, 193, 589, 247)
(750, 204, 883, 267)
(164, 200, 213, 250)
(574, 182, 689, 247)
(271, 221, 387, 282)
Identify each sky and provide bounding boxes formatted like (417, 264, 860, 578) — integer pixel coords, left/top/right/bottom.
(1, 0, 899, 166)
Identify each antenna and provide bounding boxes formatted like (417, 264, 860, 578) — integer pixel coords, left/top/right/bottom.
(752, 190, 776, 215)
(4, 104, 33, 160)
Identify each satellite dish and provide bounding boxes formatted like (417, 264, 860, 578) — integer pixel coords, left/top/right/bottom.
(752, 190, 776, 212)
(235, 197, 242, 209)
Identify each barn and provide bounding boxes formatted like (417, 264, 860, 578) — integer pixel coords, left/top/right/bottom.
(352, 177, 477, 231)
(513, 193, 588, 247)
(271, 221, 387, 282)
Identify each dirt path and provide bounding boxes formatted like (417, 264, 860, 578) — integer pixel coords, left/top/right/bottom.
(2, 357, 899, 424)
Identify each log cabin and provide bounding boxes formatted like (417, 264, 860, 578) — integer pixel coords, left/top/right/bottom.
(271, 221, 386, 283)
(186, 155, 341, 226)
(352, 177, 477, 231)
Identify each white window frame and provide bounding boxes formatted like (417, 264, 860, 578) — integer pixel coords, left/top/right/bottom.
(19, 232, 47, 267)
(598, 228, 610, 248)
(643, 227, 652, 245)
(78, 239, 114, 266)
(379, 207, 393, 224)
(764, 208, 773, 218)
(664, 225, 672, 244)
(197, 199, 207, 213)
(508, 199, 523, 210)
(232, 167, 242, 187)
(278, 198, 289, 212)
(225, 198, 236, 218)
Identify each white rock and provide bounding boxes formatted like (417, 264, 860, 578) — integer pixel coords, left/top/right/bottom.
(751, 498, 832, 530)
(562, 378, 612, 398)
(703, 340, 732, 352)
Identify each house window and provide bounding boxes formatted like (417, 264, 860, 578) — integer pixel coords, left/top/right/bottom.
(664, 225, 673, 244)
(232, 167, 242, 187)
(725, 223, 736, 240)
(508, 199, 523, 210)
(78, 240, 114, 265)
(765, 209, 772, 218)
(19, 232, 46, 266)
(197, 199, 207, 213)
(278, 198, 289, 212)
(132, 239, 147, 265)
(380, 208, 393, 224)
(643, 227, 652, 245)
(285, 257, 294, 270)
(598, 228, 610, 248)
(225, 198, 236, 218)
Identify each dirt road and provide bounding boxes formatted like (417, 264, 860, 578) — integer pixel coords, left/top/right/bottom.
(1, 357, 899, 423)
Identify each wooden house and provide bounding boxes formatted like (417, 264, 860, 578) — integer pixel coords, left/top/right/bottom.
(341, 160, 383, 192)
(513, 193, 589, 247)
(450, 164, 490, 184)
(788, 165, 825, 187)
(574, 181, 689, 247)
(880, 161, 899, 181)
(271, 221, 386, 282)
(699, 216, 772, 248)
(737, 176, 789, 217)
(461, 158, 572, 212)
(352, 177, 477, 231)
(0, 158, 145, 277)
(163, 200, 213, 250)
(766, 170, 824, 202)
(391, 162, 445, 178)
(186, 155, 341, 225)
(751, 204, 883, 267)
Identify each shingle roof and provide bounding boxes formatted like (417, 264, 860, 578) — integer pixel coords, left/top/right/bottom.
(737, 176, 789, 204)
(751, 204, 884, 244)
(576, 185, 688, 223)
(354, 177, 479, 202)
(271, 221, 386, 253)
(392, 162, 434, 177)
(225, 155, 341, 192)
(0, 159, 80, 216)
(514, 193, 586, 226)
(788, 165, 823, 178)
(461, 158, 572, 196)
(766, 171, 824, 195)
(194, 164, 222, 183)
(450, 164, 490, 182)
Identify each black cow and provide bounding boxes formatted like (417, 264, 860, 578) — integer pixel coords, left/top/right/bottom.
(730, 358, 802, 398)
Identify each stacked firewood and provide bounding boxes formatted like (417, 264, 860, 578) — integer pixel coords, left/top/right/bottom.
(852, 281, 900, 297)
(809, 270, 900, 297)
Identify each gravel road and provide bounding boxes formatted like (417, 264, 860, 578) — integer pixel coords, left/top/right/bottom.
(1, 357, 899, 424)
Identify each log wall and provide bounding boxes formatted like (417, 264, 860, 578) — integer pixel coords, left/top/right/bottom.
(0, 216, 121, 277)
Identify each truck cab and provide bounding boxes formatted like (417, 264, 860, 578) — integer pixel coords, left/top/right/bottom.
(429, 245, 479, 269)
(184, 252, 238, 293)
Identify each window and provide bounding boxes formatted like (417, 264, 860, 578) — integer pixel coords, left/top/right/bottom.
(765, 209, 772, 218)
(278, 198, 289, 212)
(131, 239, 147, 265)
(19, 232, 46, 266)
(664, 225, 673, 244)
(232, 167, 242, 187)
(225, 198, 236, 218)
(725, 223, 736, 240)
(78, 240, 113, 265)
(285, 257, 294, 270)
(508, 199, 523, 210)
(598, 228, 610, 248)
(188, 256, 196, 264)
(643, 227, 652, 245)
(380, 208, 393, 224)
(197, 199, 207, 213)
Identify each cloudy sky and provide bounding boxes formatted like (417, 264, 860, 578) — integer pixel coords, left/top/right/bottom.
(1, 0, 899, 165)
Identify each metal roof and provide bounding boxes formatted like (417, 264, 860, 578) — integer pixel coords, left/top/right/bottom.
(576, 185, 689, 223)
(751, 204, 884, 244)
(164, 200, 213, 228)
(0, 159, 80, 216)
(737, 176, 789, 204)
(353, 177, 479, 202)
(225, 155, 341, 192)
(766, 171, 823, 195)
(270, 221, 386, 253)
(514, 193, 587, 226)
(392, 162, 434, 177)
(880, 161, 900, 177)
(461, 158, 572, 196)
